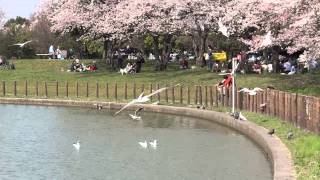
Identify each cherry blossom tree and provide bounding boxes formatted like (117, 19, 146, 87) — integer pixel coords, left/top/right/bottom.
(223, 0, 302, 72)
(276, 0, 320, 63)
(36, 0, 127, 67)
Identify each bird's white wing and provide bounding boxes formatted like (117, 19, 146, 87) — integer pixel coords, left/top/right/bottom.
(145, 84, 180, 98)
(24, 40, 32, 44)
(11, 43, 22, 46)
(253, 87, 264, 92)
(114, 100, 137, 115)
(145, 87, 167, 98)
(137, 92, 144, 99)
(239, 88, 249, 92)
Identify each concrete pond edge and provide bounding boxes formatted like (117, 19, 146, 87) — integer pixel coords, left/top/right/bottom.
(0, 98, 296, 180)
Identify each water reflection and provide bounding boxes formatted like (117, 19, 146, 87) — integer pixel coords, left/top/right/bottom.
(0, 104, 272, 180)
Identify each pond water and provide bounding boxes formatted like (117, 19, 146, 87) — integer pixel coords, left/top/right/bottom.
(0, 104, 272, 180)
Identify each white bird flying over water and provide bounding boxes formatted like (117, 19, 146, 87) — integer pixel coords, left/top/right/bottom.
(238, 87, 264, 96)
(149, 140, 158, 149)
(11, 40, 32, 47)
(114, 84, 180, 115)
(129, 107, 143, 120)
(73, 140, 80, 151)
(139, 140, 148, 149)
(114, 92, 145, 115)
(218, 18, 230, 38)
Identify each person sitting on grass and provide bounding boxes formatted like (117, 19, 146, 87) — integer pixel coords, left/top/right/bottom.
(252, 61, 262, 74)
(179, 57, 189, 69)
(74, 59, 84, 72)
(128, 63, 137, 74)
(86, 61, 98, 71)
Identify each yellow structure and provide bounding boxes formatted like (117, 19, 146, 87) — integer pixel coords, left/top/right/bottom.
(213, 52, 227, 62)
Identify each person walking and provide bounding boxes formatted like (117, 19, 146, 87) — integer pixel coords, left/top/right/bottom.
(49, 44, 55, 59)
(136, 52, 145, 73)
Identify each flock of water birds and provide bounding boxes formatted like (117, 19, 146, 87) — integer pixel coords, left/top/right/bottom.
(72, 84, 293, 152)
(72, 84, 181, 152)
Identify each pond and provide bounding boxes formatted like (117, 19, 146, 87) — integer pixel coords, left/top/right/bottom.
(0, 104, 272, 180)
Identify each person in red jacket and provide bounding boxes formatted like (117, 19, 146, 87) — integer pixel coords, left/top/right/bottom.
(217, 75, 233, 101)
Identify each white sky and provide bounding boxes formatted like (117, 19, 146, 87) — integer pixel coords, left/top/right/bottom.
(0, 0, 39, 19)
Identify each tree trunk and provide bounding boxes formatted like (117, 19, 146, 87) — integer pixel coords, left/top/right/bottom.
(271, 46, 280, 73)
(153, 36, 161, 71)
(160, 34, 173, 70)
(192, 34, 200, 60)
(103, 40, 116, 70)
(193, 30, 208, 67)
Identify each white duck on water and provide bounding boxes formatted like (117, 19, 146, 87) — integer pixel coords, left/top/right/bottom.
(73, 140, 80, 151)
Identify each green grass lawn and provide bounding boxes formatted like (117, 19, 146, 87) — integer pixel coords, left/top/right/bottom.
(1, 59, 319, 179)
(246, 112, 320, 180)
(213, 107, 320, 180)
(0, 59, 319, 97)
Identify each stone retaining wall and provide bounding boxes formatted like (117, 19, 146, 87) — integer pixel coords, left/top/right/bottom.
(0, 98, 296, 180)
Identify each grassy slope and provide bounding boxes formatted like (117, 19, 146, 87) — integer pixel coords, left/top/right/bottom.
(1, 59, 320, 179)
(0, 59, 319, 97)
(245, 112, 320, 180)
(214, 107, 320, 180)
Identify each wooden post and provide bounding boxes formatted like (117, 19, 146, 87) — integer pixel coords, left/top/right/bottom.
(172, 85, 175, 104)
(279, 91, 285, 120)
(205, 86, 208, 107)
(224, 87, 228, 107)
(96, 82, 99, 98)
(165, 84, 169, 103)
(187, 86, 190, 105)
(199, 86, 203, 105)
(310, 97, 318, 133)
(209, 86, 213, 107)
(291, 93, 298, 126)
(133, 83, 137, 99)
(180, 85, 183, 104)
(284, 92, 291, 122)
(215, 86, 219, 107)
(158, 84, 161, 102)
(25, 80, 28, 96)
(149, 84, 153, 101)
(2, 81, 5, 96)
(115, 83, 118, 101)
(297, 95, 306, 129)
(56, 82, 59, 97)
(253, 94, 257, 112)
(246, 94, 250, 111)
(124, 83, 127, 99)
(14, 81, 17, 96)
(35, 81, 38, 97)
(315, 98, 320, 134)
(44, 82, 48, 98)
(76, 82, 79, 98)
(86, 82, 89, 98)
(141, 84, 144, 93)
(66, 82, 69, 97)
(229, 88, 232, 107)
(106, 83, 109, 99)
(195, 86, 198, 105)
(236, 88, 242, 110)
(305, 97, 313, 132)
